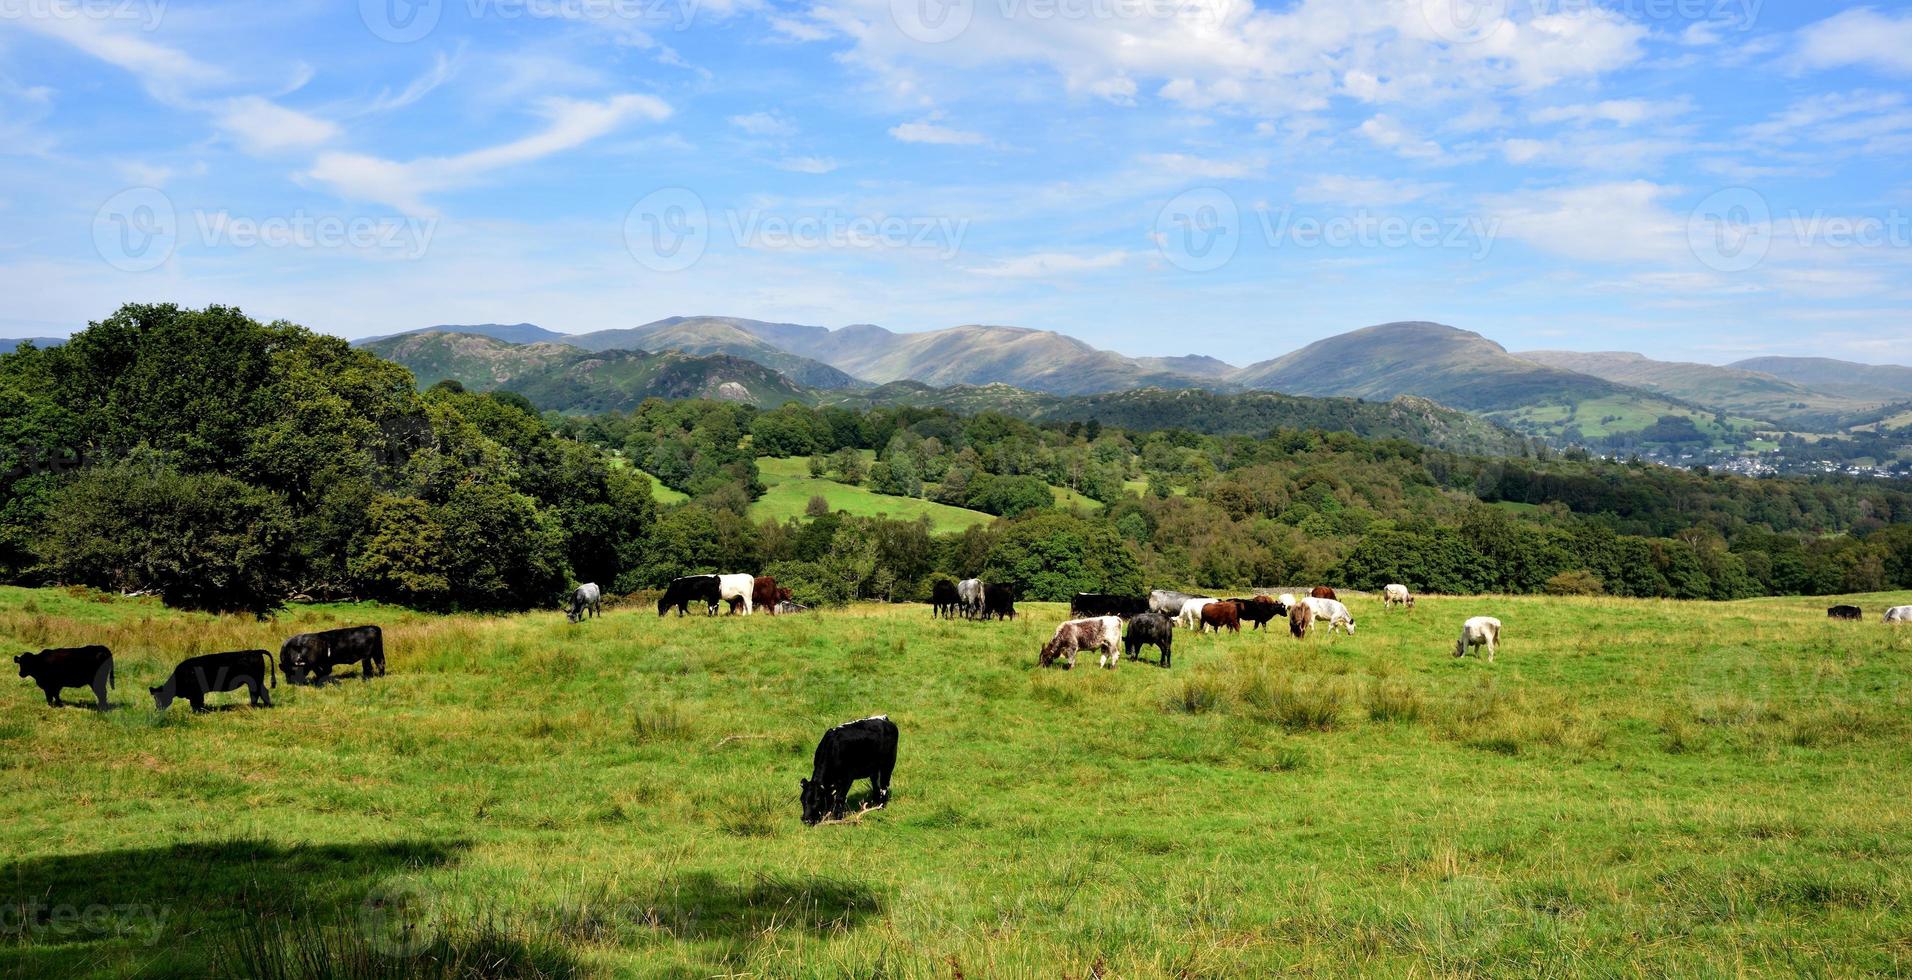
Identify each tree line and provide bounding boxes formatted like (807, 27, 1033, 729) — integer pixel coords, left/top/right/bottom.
(3, 304, 1909, 614)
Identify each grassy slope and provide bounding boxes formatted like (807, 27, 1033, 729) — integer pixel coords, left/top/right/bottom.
(1516, 350, 1872, 426)
(4, 587, 1912, 975)
(748, 455, 994, 533)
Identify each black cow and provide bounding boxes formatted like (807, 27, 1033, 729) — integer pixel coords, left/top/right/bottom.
(14, 645, 113, 709)
(567, 583, 602, 623)
(801, 715, 899, 825)
(150, 650, 275, 713)
(1072, 593, 1148, 618)
(930, 579, 961, 619)
(1123, 613, 1174, 668)
(1828, 605, 1864, 621)
(1228, 596, 1287, 631)
(280, 626, 385, 685)
(658, 575, 722, 617)
(981, 584, 1017, 621)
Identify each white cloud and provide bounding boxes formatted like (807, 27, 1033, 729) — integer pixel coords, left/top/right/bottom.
(1359, 115, 1443, 161)
(778, 155, 839, 173)
(1797, 7, 1912, 77)
(1481, 181, 1688, 265)
(730, 111, 796, 136)
(1295, 175, 1443, 206)
(1137, 153, 1263, 180)
(306, 94, 671, 213)
(889, 120, 991, 146)
(1531, 99, 1684, 127)
(969, 250, 1130, 277)
(217, 96, 339, 154)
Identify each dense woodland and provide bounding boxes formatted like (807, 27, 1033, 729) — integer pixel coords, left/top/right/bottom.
(3, 304, 1911, 614)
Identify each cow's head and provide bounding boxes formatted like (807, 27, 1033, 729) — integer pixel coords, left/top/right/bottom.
(1345, 618, 1357, 635)
(14, 652, 33, 677)
(148, 683, 174, 711)
(799, 778, 827, 825)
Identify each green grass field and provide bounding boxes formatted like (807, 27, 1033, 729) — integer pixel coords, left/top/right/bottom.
(5, 586, 1912, 976)
(747, 456, 995, 533)
(1492, 397, 1761, 444)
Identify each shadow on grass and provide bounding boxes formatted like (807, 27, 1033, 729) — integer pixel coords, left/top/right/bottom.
(0, 837, 581, 978)
(637, 870, 884, 966)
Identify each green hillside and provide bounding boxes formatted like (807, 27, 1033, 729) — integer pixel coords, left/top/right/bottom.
(1518, 350, 1876, 427)
(749, 455, 995, 533)
(570, 317, 867, 390)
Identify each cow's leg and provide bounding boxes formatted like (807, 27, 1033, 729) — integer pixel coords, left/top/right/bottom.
(43, 686, 61, 707)
(188, 695, 208, 713)
(253, 679, 273, 708)
(92, 675, 110, 710)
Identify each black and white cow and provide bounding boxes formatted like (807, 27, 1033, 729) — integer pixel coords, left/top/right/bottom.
(567, 583, 602, 623)
(279, 626, 385, 685)
(150, 650, 275, 713)
(14, 645, 113, 709)
(956, 578, 984, 619)
(658, 575, 722, 617)
(800, 715, 899, 825)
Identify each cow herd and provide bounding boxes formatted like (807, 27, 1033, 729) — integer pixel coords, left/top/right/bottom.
(653, 575, 795, 618)
(929, 579, 1016, 621)
(1829, 604, 1912, 623)
(14, 625, 385, 714)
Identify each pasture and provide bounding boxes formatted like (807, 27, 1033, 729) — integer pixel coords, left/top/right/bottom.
(746, 456, 996, 534)
(4, 586, 1912, 976)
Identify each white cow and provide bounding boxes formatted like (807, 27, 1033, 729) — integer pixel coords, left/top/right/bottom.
(718, 573, 756, 615)
(1887, 606, 1912, 624)
(1178, 597, 1219, 629)
(1277, 593, 1298, 609)
(1383, 584, 1414, 610)
(1302, 597, 1355, 635)
(1455, 616, 1502, 661)
(957, 578, 984, 619)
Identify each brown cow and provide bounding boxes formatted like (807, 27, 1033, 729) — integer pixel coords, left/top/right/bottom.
(1200, 601, 1240, 634)
(1228, 596, 1284, 630)
(1310, 586, 1338, 600)
(753, 575, 780, 616)
(1288, 601, 1314, 639)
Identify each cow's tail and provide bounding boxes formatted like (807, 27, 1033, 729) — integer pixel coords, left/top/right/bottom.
(108, 656, 115, 689)
(267, 651, 278, 688)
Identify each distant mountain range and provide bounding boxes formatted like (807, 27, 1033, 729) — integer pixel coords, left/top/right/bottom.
(0, 337, 64, 354)
(355, 317, 1912, 445)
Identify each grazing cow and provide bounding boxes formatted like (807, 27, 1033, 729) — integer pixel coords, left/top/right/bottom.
(14, 645, 113, 709)
(1828, 605, 1864, 621)
(658, 575, 722, 617)
(1200, 601, 1241, 634)
(567, 583, 602, 623)
(1288, 601, 1314, 639)
(279, 626, 385, 685)
(1303, 597, 1356, 636)
(1455, 617, 1502, 661)
(981, 584, 1017, 621)
(1310, 586, 1338, 600)
(1383, 584, 1414, 610)
(776, 600, 811, 615)
(801, 715, 899, 825)
(1149, 590, 1196, 618)
(1887, 606, 1912, 624)
(1040, 616, 1123, 669)
(718, 574, 757, 615)
(150, 650, 275, 713)
(1124, 612, 1174, 668)
(958, 579, 985, 619)
(1072, 593, 1148, 619)
(930, 579, 961, 619)
(753, 576, 780, 616)
(1228, 596, 1285, 630)
(1177, 596, 1220, 629)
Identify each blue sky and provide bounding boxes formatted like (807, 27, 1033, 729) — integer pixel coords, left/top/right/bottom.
(2, 0, 1909, 365)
